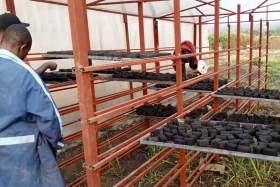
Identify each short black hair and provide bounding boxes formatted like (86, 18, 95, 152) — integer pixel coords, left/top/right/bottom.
(1, 24, 32, 48)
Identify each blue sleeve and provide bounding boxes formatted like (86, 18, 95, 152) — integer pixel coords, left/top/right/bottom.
(24, 73, 65, 150)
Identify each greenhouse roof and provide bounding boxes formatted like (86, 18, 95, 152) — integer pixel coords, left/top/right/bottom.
(32, 0, 280, 23)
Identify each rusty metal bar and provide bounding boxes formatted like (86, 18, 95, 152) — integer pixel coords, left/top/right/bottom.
(124, 148, 176, 186)
(67, 0, 100, 186)
(227, 18, 231, 80)
(185, 153, 214, 183)
(199, 16, 202, 60)
(90, 0, 168, 6)
(196, 0, 235, 13)
(257, 19, 263, 113)
(265, 22, 269, 89)
(138, 2, 148, 97)
(213, 0, 219, 113)
(235, 4, 241, 112)
(204, 18, 280, 25)
(86, 0, 104, 6)
(162, 151, 201, 187)
(158, 1, 213, 18)
(153, 19, 160, 73)
(5, 0, 16, 13)
(173, 0, 186, 185)
(187, 153, 216, 186)
(251, 0, 268, 13)
(66, 175, 87, 187)
(113, 147, 171, 186)
(193, 24, 197, 47)
(248, 15, 254, 111)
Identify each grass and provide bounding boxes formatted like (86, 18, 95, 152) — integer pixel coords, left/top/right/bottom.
(220, 157, 280, 187)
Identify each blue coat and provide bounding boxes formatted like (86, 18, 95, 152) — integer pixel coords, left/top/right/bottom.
(0, 49, 65, 187)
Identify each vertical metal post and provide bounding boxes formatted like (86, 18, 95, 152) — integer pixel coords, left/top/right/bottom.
(173, 0, 185, 186)
(67, 0, 100, 186)
(193, 23, 197, 47)
(265, 22, 269, 89)
(227, 17, 231, 80)
(199, 16, 202, 60)
(5, 0, 16, 14)
(257, 19, 263, 112)
(235, 4, 241, 111)
(248, 15, 254, 111)
(213, 0, 220, 163)
(153, 18, 160, 73)
(123, 14, 134, 101)
(138, 2, 147, 96)
(213, 0, 220, 112)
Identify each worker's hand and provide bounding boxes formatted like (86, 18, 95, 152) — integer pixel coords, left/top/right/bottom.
(46, 61, 57, 71)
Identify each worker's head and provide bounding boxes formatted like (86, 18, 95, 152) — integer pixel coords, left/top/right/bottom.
(0, 13, 29, 36)
(0, 24, 32, 60)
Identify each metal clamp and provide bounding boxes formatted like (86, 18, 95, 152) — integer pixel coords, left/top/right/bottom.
(83, 163, 95, 170)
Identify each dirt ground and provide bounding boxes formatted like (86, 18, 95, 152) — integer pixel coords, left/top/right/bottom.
(57, 56, 280, 186)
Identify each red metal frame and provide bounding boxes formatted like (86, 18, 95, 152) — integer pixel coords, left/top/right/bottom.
(23, 0, 276, 186)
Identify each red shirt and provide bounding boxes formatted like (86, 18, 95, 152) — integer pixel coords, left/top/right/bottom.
(0, 35, 30, 66)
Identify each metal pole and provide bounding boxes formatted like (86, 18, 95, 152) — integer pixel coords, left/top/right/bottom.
(199, 16, 202, 60)
(248, 15, 254, 111)
(265, 21, 269, 89)
(193, 23, 197, 47)
(173, 0, 185, 186)
(123, 14, 134, 101)
(138, 2, 147, 96)
(213, 0, 220, 112)
(153, 18, 160, 73)
(236, 4, 241, 111)
(227, 17, 231, 80)
(5, 0, 16, 14)
(258, 19, 263, 112)
(67, 0, 100, 186)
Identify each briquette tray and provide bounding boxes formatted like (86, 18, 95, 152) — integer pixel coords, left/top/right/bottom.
(140, 120, 280, 162)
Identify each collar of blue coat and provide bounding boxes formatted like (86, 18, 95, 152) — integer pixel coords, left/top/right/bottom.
(0, 49, 24, 64)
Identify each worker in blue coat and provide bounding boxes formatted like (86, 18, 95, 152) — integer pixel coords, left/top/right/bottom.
(0, 25, 65, 186)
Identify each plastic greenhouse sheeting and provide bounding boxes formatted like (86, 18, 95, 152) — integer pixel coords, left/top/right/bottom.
(41, 0, 280, 23)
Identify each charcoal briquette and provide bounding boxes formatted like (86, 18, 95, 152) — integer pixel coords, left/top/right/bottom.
(217, 140, 229, 149)
(239, 139, 251, 146)
(231, 131, 243, 135)
(163, 132, 173, 141)
(267, 142, 280, 151)
(253, 145, 266, 154)
(229, 139, 241, 144)
(173, 135, 183, 140)
(237, 145, 251, 153)
(262, 148, 278, 156)
(232, 128, 244, 131)
(273, 134, 280, 142)
(158, 134, 167, 142)
(199, 136, 212, 140)
(220, 131, 231, 135)
(163, 126, 171, 133)
(197, 139, 210, 147)
(211, 138, 222, 147)
(243, 129, 255, 136)
(185, 133, 197, 140)
(226, 143, 237, 151)
(201, 129, 209, 137)
(258, 141, 269, 146)
(226, 134, 235, 140)
(184, 137, 196, 146)
(167, 124, 178, 130)
(209, 129, 217, 137)
(258, 135, 272, 143)
(191, 131, 202, 138)
(172, 129, 178, 135)
(216, 135, 227, 140)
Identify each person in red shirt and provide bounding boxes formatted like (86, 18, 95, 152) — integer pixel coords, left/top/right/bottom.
(172, 40, 207, 75)
(0, 13, 57, 75)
